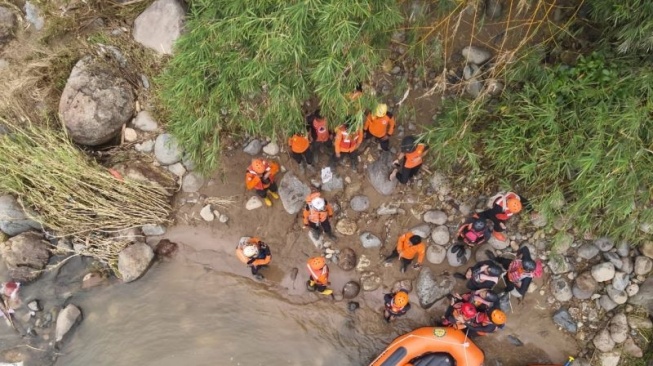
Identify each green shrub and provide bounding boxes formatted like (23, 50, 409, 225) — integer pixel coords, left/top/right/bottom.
(157, 0, 402, 173)
(590, 0, 653, 54)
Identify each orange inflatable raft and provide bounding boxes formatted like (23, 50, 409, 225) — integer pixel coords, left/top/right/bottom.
(369, 327, 484, 366)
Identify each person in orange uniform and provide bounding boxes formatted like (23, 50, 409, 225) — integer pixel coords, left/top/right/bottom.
(235, 237, 271, 280)
(306, 256, 332, 295)
(288, 131, 313, 169)
(332, 117, 363, 170)
(245, 158, 280, 206)
(389, 136, 428, 184)
(383, 290, 411, 323)
(384, 232, 426, 273)
(302, 192, 336, 240)
(477, 191, 530, 241)
(364, 103, 395, 151)
(305, 109, 332, 163)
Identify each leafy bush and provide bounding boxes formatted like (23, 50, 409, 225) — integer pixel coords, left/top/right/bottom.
(590, 0, 653, 53)
(157, 0, 402, 173)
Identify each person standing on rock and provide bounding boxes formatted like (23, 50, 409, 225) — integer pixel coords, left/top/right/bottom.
(332, 116, 363, 170)
(476, 192, 530, 241)
(245, 158, 280, 207)
(388, 135, 428, 184)
(235, 237, 271, 280)
(384, 233, 426, 273)
(302, 191, 336, 240)
(487, 246, 542, 300)
(383, 290, 411, 323)
(305, 109, 332, 164)
(466, 309, 506, 337)
(364, 103, 395, 151)
(454, 260, 503, 290)
(288, 130, 314, 172)
(306, 256, 333, 296)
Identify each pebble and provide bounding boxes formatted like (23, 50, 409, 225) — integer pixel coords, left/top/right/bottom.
(218, 214, 229, 223)
(243, 139, 263, 155)
(134, 139, 155, 153)
(245, 196, 263, 210)
(615, 241, 630, 257)
(27, 300, 41, 312)
(461, 46, 491, 64)
(167, 163, 187, 177)
(594, 237, 615, 251)
(625, 283, 639, 296)
(611, 272, 629, 291)
(182, 172, 205, 193)
(622, 337, 642, 358)
(200, 205, 214, 221)
(426, 245, 446, 264)
(597, 351, 620, 366)
(634, 256, 652, 275)
(640, 240, 653, 259)
(592, 327, 615, 352)
(605, 285, 627, 304)
(359, 232, 382, 248)
(602, 252, 623, 269)
(591, 262, 616, 282)
(608, 313, 628, 344)
(124, 128, 138, 142)
(142, 224, 166, 236)
(350, 195, 370, 212)
(132, 111, 159, 131)
(262, 142, 279, 155)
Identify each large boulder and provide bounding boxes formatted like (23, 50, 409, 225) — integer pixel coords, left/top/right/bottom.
(367, 151, 397, 195)
(0, 232, 50, 283)
(59, 57, 135, 146)
(133, 0, 185, 55)
(0, 6, 17, 48)
(572, 271, 597, 300)
(628, 276, 653, 313)
(551, 277, 572, 302)
(154, 133, 183, 165)
(117, 242, 154, 282)
(337, 248, 356, 271)
(0, 195, 41, 236)
(55, 304, 82, 343)
(278, 172, 310, 215)
(415, 268, 454, 309)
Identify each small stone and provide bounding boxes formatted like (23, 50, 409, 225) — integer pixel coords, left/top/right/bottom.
(530, 212, 547, 227)
(262, 142, 279, 156)
(627, 314, 652, 330)
(605, 285, 628, 304)
(466, 78, 482, 97)
(593, 327, 615, 352)
(548, 254, 572, 274)
(625, 283, 639, 297)
(336, 219, 357, 236)
(350, 195, 370, 212)
(462, 46, 491, 64)
(608, 313, 628, 344)
(342, 281, 361, 299)
(200, 205, 214, 222)
(591, 262, 616, 282)
(634, 256, 652, 275)
(141, 224, 166, 236)
(182, 172, 204, 193)
(622, 337, 643, 358)
(463, 64, 480, 80)
(430, 225, 450, 245)
(552, 308, 577, 333)
(616, 241, 630, 257)
(132, 111, 158, 131)
(554, 232, 573, 254)
(338, 248, 357, 271)
(55, 304, 82, 343)
(167, 163, 186, 177)
(551, 277, 573, 302)
(621, 257, 634, 274)
(611, 272, 629, 291)
(429, 172, 451, 196)
(123, 128, 138, 142)
(154, 133, 183, 165)
(359, 232, 382, 248)
(134, 139, 155, 153)
(597, 351, 620, 366)
(245, 196, 263, 210)
(578, 243, 599, 260)
(426, 245, 446, 264)
(594, 237, 615, 252)
(602, 252, 623, 270)
(640, 241, 653, 259)
(243, 139, 263, 155)
(599, 294, 618, 311)
(423, 210, 447, 225)
(218, 214, 229, 223)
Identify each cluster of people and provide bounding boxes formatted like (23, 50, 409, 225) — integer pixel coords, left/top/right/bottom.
(236, 100, 543, 338)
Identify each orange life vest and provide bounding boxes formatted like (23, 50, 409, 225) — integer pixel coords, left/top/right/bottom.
(235, 237, 271, 266)
(245, 161, 279, 190)
(303, 192, 332, 224)
(364, 114, 395, 138)
(334, 126, 362, 153)
(288, 134, 310, 153)
(404, 143, 426, 168)
(312, 117, 330, 142)
(307, 263, 329, 285)
(494, 192, 520, 221)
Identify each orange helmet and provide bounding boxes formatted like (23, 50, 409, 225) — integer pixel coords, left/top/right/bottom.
(491, 309, 506, 325)
(251, 159, 266, 174)
(506, 198, 522, 213)
(308, 256, 326, 270)
(393, 291, 409, 307)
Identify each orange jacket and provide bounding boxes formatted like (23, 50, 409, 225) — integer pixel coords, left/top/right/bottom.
(403, 143, 426, 168)
(307, 262, 329, 286)
(334, 125, 363, 154)
(494, 192, 521, 221)
(245, 161, 279, 190)
(364, 113, 395, 138)
(303, 192, 333, 224)
(235, 237, 271, 266)
(396, 232, 426, 264)
(288, 134, 311, 153)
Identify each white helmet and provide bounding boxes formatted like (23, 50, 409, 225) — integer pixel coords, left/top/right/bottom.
(243, 245, 259, 258)
(311, 197, 325, 211)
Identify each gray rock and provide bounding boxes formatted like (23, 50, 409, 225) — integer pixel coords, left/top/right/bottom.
(367, 151, 397, 195)
(59, 57, 134, 146)
(634, 256, 652, 275)
(55, 304, 82, 343)
(321, 174, 344, 192)
(410, 224, 431, 239)
(627, 314, 653, 330)
(167, 162, 186, 177)
(342, 281, 360, 299)
(132, 111, 158, 132)
(336, 219, 357, 236)
(415, 268, 455, 309)
(262, 142, 279, 156)
(548, 254, 572, 274)
(572, 271, 597, 300)
(616, 241, 630, 257)
(602, 252, 623, 269)
(124, 128, 138, 142)
(359, 232, 382, 248)
(591, 262, 616, 282)
(606, 285, 628, 305)
(392, 279, 413, 293)
(488, 234, 509, 250)
(430, 226, 450, 245)
(377, 202, 402, 215)
(141, 224, 166, 236)
(243, 139, 263, 155)
(0, 232, 50, 283)
(570, 358, 590, 366)
(426, 245, 446, 264)
(0, 195, 41, 236)
(245, 196, 263, 211)
(350, 195, 370, 212)
(554, 233, 573, 254)
(182, 172, 204, 193)
(629, 276, 653, 313)
(27, 300, 41, 312)
(307, 229, 323, 249)
(485, 78, 504, 96)
(462, 46, 491, 65)
(278, 172, 310, 215)
(24, 2, 44, 31)
(360, 272, 381, 291)
(597, 352, 620, 366)
(640, 241, 653, 259)
(594, 237, 615, 251)
(337, 248, 356, 271)
(625, 283, 639, 297)
(608, 313, 628, 344)
(622, 337, 643, 358)
(429, 171, 451, 196)
(134, 139, 155, 153)
(133, 0, 185, 54)
(612, 272, 629, 291)
(577, 243, 599, 260)
(423, 210, 448, 225)
(0, 6, 17, 47)
(599, 294, 618, 311)
(118, 243, 154, 282)
(485, 0, 503, 19)
(463, 64, 480, 80)
(552, 308, 577, 333)
(530, 212, 548, 228)
(446, 245, 471, 267)
(199, 205, 214, 222)
(593, 327, 615, 352)
(551, 277, 573, 302)
(154, 134, 183, 165)
(466, 78, 482, 98)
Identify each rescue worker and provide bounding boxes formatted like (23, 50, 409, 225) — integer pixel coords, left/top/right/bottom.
(441, 301, 477, 330)
(288, 131, 314, 170)
(305, 109, 331, 162)
(488, 246, 542, 299)
(454, 260, 503, 290)
(466, 309, 507, 337)
(389, 136, 428, 184)
(364, 103, 395, 151)
(306, 256, 333, 295)
(477, 191, 530, 241)
(383, 290, 411, 323)
(456, 218, 491, 248)
(245, 158, 280, 206)
(384, 232, 426, 273)
(332, 116, 363, 170)
(453, 289, 500, 311)
(302, 192, 336, 240)
(235, 237, 271, 280)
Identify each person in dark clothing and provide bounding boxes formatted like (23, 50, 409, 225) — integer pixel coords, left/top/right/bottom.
(488, 246, 542, 298)
(388, 135, 428, 184)
(451, 217, 492, 259)
(305, 109, 332, 164)
(383, 290, 411, 323)
(454, 260, 503, 290)
(476, 192, 531, 241)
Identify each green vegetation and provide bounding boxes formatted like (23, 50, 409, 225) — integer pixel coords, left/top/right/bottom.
(157, 0, 402, 173)
(591, 0, 653, 53)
